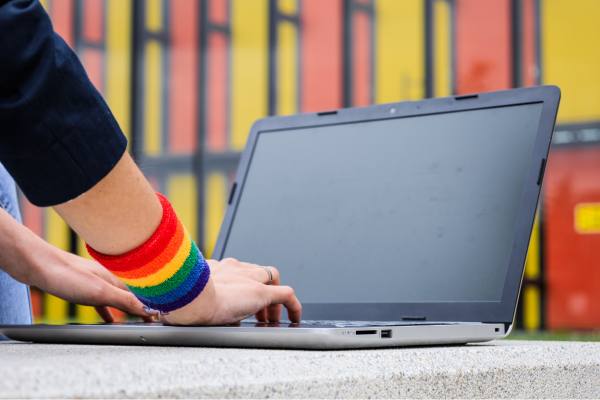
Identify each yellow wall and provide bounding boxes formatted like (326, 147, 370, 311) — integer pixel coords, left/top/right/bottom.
(143, 0, 164, 156)
(433, 0, 452, 97)
(375, 0, 424, 102)
(231, 0, 269, 150)
(106, 0, 132, 144)
(542, 0, 600, 122)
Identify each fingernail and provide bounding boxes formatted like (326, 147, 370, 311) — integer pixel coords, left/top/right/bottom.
(143, 306, 160, 315)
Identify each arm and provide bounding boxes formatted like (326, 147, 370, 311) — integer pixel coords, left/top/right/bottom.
(0, 207, 150, 322)
(0, 0, 301, 324)
(0, 0, 126, 206)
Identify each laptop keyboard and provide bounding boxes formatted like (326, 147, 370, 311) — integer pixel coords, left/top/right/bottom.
(239, 319, 449, 328)
(82, 320, 457, 329)
(299, 320, 442, 328)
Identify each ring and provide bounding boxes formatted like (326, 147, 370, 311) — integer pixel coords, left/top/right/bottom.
(264, 267, 274, 285)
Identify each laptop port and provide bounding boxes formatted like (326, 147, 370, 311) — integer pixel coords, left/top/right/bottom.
(355, 330, 377, 335)
(380, 329, 392, 339)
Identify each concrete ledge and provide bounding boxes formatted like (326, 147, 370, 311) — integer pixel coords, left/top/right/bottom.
(1, 340, 599, 398)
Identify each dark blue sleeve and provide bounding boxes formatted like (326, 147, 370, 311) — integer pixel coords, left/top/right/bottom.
(0, 0, 127, 206)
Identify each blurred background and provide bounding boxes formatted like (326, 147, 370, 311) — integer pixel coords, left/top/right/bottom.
(24, 0, 600, 337)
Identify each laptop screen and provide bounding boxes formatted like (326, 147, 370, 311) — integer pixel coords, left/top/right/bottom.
(222, 103, 543, 304)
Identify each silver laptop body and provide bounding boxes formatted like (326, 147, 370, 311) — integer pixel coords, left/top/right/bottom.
(0, 86, 560, 349)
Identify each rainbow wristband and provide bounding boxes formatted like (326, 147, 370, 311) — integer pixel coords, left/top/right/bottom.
(86, 193, 210, 313)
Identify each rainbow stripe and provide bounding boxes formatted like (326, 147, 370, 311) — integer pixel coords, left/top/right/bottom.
(87, 193, 210, 312)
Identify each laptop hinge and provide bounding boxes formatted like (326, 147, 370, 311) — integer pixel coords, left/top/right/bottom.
(317, 110, 338, 116)
(455, 94, 479, 101)
(401, 316, 426, 321)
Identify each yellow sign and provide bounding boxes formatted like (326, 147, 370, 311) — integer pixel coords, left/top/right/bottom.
(574, 203, 600, 234)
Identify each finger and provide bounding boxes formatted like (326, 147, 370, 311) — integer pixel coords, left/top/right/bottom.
(87, 260, 129, 291)
(103, 273, 129, 292)
(106, 274, 129, 291)
(95, 306, 114, 323)
(263, 266, 277, 285)
(235, 263, 280, 285)
(255, 307, 268, 323)
(267, 285, 302, 323)
(226, 264, 284, 321)
(141, 314, 155, 323)
(106, 285, 157, 320)
(263, 267, 282, 322)
(94, 272, 154, 322)
(267, 303, 283, 323)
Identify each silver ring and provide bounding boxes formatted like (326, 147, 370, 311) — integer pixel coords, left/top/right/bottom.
(264, 267, 274, 285)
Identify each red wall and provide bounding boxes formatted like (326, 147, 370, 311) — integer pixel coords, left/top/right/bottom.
(455, 0, 512, 94)
(545, 147, 600, 329)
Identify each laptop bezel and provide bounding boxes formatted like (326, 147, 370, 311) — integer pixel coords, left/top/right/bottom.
(213, 86, 560, 324)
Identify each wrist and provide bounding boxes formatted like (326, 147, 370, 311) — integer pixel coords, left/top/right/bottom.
(87, 192, 211, 315)
(160, 277, 218, 325)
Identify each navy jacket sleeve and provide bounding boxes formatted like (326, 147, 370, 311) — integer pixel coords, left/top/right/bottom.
(0, 0, 127, 206)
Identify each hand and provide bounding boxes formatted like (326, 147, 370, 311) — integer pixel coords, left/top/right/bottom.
(0, 207, 154, 322)
(32, 251, 156, 323)
(160, 258, 302, 326)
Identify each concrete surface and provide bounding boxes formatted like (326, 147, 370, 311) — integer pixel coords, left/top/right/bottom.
(0, 340, 599, 398)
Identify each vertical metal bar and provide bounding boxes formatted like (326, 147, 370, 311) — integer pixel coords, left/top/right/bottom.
(73, 0, 82, 54)
(296, 0, 303, 113)
(511, 0, 522, 88)
(534, 0, 541, 85)
(342, 0, 353, 107)
(196, 0, 208, 252)
(162, 0, 170, 153)
(450, 0, 456, 95)
(130, 0, 143, 161)
(424, 0, 434, 98)
(367, 0, 374, 105)
(534, 0, 545, 331)
(226, 0, 233, 147)
(268, 0, 278, 115)
(101, 0, 108, 94)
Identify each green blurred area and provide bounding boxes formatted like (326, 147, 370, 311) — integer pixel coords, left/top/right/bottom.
(507, 330, 600, 342)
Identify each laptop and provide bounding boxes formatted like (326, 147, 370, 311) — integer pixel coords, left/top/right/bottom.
(0, 86, 560, 349)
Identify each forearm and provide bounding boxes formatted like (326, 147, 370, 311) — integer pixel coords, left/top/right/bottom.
(55, 153, 215, 319)
(54, 152, 161, 255)
(0, 206, 67, 286)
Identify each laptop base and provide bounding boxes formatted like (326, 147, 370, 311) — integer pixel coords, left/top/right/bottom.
(0, 322, 507, 349)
